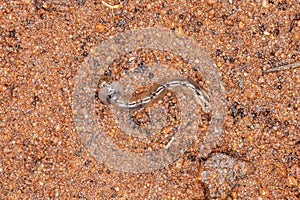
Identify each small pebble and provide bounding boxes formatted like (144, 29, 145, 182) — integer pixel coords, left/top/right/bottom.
(259, 187, 270, 197)
(95, 23, 106, 33)
(231, 191, 238, 199)
(286, 175, 298, 187)
(207, 0, 218, 5)
(148, 72, 154, 79)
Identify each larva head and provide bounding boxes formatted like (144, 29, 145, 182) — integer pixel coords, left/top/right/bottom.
(98, 81, 124, 104)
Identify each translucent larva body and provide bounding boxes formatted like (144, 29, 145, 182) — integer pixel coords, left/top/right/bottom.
(99, 77, 211, 113)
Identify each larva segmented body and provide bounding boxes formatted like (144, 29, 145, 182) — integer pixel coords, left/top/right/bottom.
(99, 77, 211, 113)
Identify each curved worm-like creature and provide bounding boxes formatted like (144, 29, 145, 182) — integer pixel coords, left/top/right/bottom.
(98, 76, 211, 113)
